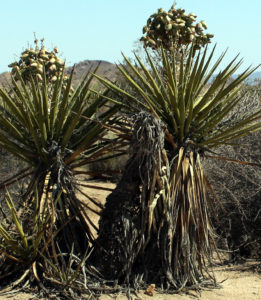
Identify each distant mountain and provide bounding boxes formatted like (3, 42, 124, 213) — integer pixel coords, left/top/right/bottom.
(248, 71, 261, 82)
(0, 72, 11, 88)
(0, 59, 118, 88)
(0, 59, 260, 88)
(66, 59, 118, 86)
(230, 71, 261, 85)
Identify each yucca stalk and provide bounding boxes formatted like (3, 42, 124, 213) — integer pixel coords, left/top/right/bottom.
(93, 45, 261, 290)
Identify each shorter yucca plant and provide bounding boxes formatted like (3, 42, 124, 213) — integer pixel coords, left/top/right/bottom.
(0, 61, 124, 295)
(93, 44, 261, 291)
(0, 187, 60, 291)
(0, 187, 94, 296)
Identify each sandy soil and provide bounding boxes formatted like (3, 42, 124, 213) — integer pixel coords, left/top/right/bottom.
(0, 181, 260, 300)
(100, 264, 261, 300)
(0, 263, 260, 300)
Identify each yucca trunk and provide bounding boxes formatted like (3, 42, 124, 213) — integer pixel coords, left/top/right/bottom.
(160, 149, 215, 288)
(94, 113, 215, 289)
(92, 156, 141, 281)
(20, 158, 92, 256)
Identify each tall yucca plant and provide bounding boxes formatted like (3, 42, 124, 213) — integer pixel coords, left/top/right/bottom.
(93, 45, 261, 290)
(0, 65, 122, 280)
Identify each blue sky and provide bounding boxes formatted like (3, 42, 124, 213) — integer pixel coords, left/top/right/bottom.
(0, 0, 260, 73)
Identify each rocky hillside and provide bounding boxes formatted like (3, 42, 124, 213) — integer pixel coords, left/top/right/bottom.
(0, 72, 11, 88)
(66, 59, 118, 86)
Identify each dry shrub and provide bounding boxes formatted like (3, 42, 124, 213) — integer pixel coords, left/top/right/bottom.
(205, 83, 261, 261)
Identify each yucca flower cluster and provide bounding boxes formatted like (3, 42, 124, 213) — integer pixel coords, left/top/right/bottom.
(8, 37, 68, 84)
(141, 5, 214, 51)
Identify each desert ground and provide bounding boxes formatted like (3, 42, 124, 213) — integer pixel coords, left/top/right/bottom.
(0, 181, 260, 300)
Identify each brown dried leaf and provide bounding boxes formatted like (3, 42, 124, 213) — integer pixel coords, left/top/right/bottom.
(144, 283, 155, 296)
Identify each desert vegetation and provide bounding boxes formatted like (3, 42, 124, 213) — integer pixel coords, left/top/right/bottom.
(0, 3, 260, 300)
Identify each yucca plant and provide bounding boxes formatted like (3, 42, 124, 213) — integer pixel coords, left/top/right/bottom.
(92, 45, 261, 290)
(0, 188, 52, 261)
(0, 64, 123, 292)
(0, 187, 60, 291)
